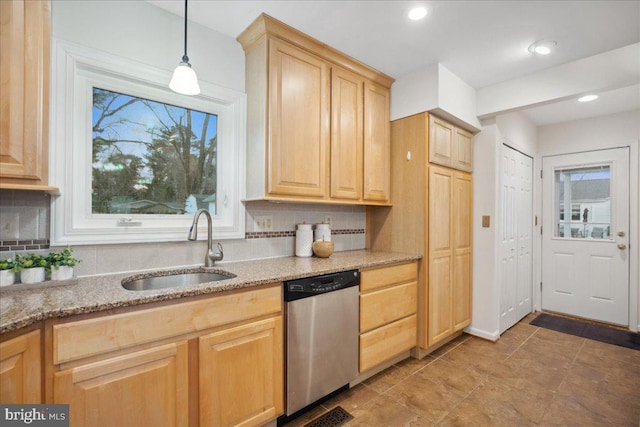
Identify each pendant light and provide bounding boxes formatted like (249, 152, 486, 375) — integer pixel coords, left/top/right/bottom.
(169, 0, 200, 95)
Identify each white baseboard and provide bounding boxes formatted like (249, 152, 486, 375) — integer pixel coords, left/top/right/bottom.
(464, 326, 500, 342)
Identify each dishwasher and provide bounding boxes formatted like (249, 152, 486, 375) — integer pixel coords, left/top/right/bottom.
(281, 269, 360, 421)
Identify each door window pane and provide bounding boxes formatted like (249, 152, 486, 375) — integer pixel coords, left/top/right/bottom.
(554, 165, 610, 239)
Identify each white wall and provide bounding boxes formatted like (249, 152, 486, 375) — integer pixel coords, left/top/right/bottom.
(52, 0, 245, 92)
(536, 109, 640, 331)
(468, 112, 537, 340)
(391, 63, 481, 131)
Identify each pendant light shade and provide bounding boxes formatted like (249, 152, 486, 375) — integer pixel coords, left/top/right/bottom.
(170, 62, 200, 95)
(170, 0, 200, 95)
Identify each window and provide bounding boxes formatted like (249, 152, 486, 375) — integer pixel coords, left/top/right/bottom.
(50, 41, 246, 245)
(92, 88, 218, 216)
(554, 165, 611, 240)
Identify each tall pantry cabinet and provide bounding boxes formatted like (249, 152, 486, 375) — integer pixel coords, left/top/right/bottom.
(368, 112, 473, 352)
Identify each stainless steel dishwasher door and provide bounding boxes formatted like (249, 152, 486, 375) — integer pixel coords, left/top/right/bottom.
(286, 285, 359, 415)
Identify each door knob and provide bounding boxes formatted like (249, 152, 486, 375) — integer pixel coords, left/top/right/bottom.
(618, 231, 625, 237)
(617, 243, 627, 250)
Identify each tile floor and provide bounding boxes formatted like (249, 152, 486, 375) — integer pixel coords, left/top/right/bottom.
(284, 314, 640, 426)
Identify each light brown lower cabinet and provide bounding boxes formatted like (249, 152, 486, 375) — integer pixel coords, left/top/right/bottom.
(199, 316, 283, 427)
(359, 262, 418, 372)
(54, 341, 189, 426)
(0, 329, 41, 403)
(45, 285, 283, 427)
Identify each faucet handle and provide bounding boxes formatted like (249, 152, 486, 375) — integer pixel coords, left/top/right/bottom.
(214, 242, 224, 262)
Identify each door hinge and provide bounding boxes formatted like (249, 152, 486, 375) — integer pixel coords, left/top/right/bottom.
(540, 226, 543, 235)
(540, 282, 543, 291)
(540, 170, 543, 179)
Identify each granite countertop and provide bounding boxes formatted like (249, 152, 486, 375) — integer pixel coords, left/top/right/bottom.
(0, 250, 420, 334)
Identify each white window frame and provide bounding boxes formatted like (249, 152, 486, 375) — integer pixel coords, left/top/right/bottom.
(50, 40, 246, 245)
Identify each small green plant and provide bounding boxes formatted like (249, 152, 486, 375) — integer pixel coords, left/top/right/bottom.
(20, 253, 48, 270)
(0, 257, 19, 272)
(47, 247, 81, 269)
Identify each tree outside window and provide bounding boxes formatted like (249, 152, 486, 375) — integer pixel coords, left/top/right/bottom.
(92, 88, 218, 215)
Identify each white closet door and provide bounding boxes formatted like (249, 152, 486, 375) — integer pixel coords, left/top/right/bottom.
(499, 145, 533, 334)
(516, 152, 533, 321)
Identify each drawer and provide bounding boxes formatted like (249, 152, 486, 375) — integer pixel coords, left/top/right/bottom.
(359, 314, 416, 373)
(53, 285, 282, 364)
(360, 281, 417, 333)
(360, 262, 417, 292)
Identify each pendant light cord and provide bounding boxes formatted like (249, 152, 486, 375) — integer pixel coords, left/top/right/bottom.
(182, 0, 189, 63)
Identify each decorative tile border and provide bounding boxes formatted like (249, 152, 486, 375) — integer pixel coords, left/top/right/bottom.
(0, 229, 366, 251)
(245, 228, 365, 239)
(0, 239, 50, 252)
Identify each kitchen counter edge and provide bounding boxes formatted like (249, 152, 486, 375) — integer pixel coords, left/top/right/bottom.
(0, 250, 421, 334)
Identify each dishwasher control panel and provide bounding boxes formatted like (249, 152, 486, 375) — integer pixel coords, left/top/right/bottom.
(284, 270, 359, 301)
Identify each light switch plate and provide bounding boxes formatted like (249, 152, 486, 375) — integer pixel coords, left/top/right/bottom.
(482, 215, 490, 228)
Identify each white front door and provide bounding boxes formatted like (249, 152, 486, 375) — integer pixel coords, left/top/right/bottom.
(499, 145, 533, 334)
(542, 148, 630, 326)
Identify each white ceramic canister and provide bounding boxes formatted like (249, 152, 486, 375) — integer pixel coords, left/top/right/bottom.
(314, 223, 331, 242)
(295, 223, 313, 257)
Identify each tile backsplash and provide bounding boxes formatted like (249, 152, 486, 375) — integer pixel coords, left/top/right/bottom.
(0, 191, 365, 277)
(0, 190, 50, 251)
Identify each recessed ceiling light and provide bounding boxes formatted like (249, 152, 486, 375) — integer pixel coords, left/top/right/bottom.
(528, 40, 557, 55)
(578, 94, 598, 102)
(408, 7, 428, 20)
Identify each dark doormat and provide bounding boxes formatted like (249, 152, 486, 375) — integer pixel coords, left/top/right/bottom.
(304, 406, 354, 427)
(530, 313, 640, 351)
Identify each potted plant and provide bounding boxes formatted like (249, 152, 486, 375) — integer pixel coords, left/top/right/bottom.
(0, 257, 19, 287)
(19, 253, 48, 284)
(48, 247, 81, 281)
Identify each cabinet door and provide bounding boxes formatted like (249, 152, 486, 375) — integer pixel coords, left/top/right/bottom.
(268, 38, 329, 198)
(0, 0, 50, 185)
(428, 166, 454, 345)
(363, 81, 390, 203)
(200, 316, 283, 427)
(453, 171, 473, 330)
(53, 341, 189, 427)
(0, 330, 41, 403)
(453, 127, 473, 172)
(330, 66, 363, 201)
(428, 115, 454, 168)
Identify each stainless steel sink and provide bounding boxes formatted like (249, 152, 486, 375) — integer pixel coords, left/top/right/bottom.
(122, 270, 234, 291)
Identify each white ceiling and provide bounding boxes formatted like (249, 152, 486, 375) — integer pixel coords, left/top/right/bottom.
(147, 0, 640, 126)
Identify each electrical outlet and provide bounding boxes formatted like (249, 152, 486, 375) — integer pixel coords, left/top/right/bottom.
(254, 215, 273, 232)
(324, 215, 333, 229)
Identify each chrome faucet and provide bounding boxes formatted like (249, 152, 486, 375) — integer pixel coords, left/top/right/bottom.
(188, 209, 223, 267)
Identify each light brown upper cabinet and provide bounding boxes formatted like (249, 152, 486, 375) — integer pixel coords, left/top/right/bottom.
(238, 14, 393, 205)
(0, 0, 56, 191)
(428, 115, 474, 173)
(267, 38, 330, 198)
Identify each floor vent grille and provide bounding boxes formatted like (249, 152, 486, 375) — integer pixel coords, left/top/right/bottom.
(304, 406, 354, 427)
